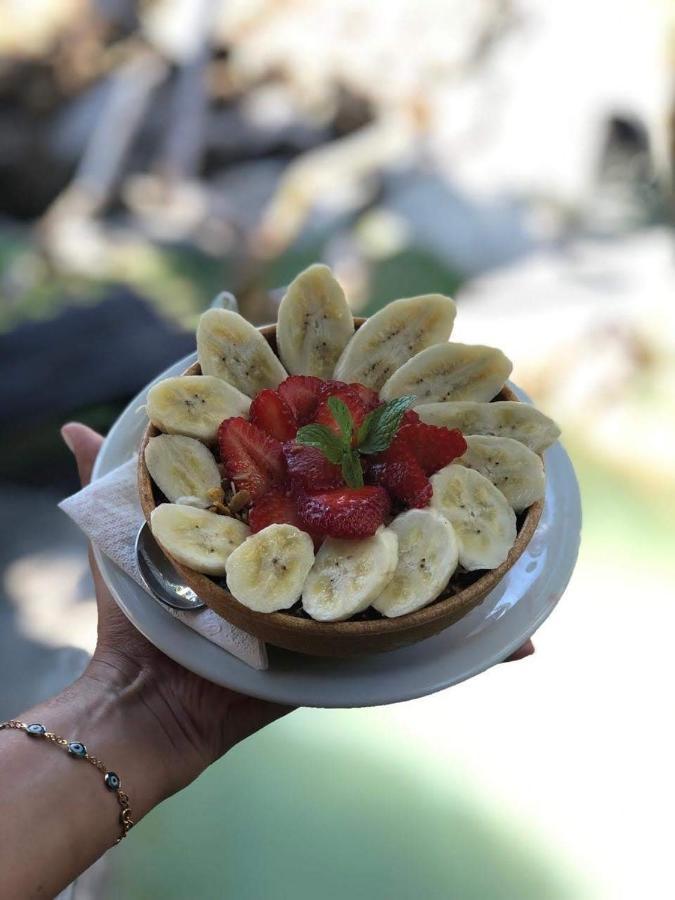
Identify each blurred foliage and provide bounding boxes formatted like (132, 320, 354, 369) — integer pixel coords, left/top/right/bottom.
(257, 238, 327, 293)
(0, 232, 227, 333)
(365, 248, 464, 315)
(0, 235, 102, 332)
(1, 226, 464, 335)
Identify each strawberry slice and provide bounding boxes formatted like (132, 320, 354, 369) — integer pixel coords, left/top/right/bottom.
(277, 376, 324, 425)
(401, 408, 421, 426)
(250, 389, 297, 441)
(248, 491, 300, 533)
(248, 491, 323, 549)
(283, 442, 344, 493)
(218, 417, 286, 500)
(297, 486, 390, 539)
(314, 386, 368, 445)
(369, 441, 432, 509)
(346, 383, 380, 411)
(317, 379, 350, 400)
(396, 423, 467, 475)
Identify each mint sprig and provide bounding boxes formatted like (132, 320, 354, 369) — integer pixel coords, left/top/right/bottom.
(341, 448, 364, 488)
(327, 396, 353, 445)
(294, 423, 344, 465)
(295, 393, 416, 488)
(357, 395, 416, 454)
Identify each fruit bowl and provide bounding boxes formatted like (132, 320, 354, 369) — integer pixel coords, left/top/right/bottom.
(138, 318, 544, 657)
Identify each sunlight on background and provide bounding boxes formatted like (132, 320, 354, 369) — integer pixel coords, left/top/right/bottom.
(1, 1, 675, 899)
(4, 554, 97, 653)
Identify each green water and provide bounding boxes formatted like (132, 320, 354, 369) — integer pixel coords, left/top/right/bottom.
(110, 710, 581, 900)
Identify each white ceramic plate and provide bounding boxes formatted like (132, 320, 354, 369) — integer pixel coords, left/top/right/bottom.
(93, 352, 581, 708)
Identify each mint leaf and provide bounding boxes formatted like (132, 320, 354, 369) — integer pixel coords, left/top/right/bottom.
(296, 424, 345, 465)
(341, 448, 364, 488)
(357, 395, 416, 454)
(327, 396, 353, 446)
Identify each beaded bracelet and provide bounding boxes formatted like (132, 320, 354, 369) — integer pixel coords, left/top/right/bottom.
(0, 720, 134, 844)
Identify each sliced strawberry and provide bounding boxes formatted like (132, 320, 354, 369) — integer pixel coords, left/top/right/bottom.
(218, 417, 286, 500)
(250, 389, 297, 441)
(317, 379, 350, 400)
(283, 442, 344, 493)
(396, 423, 467, 475)
(314, 386, 368, 445)
(248, 491, 322, 549)
(297, 486, 390, 539)
(401, 408, 421, 426)
(370, 441, 432, 509)
(347, 382, 380, 411)
(278, 375, 324, 425)
(248, 491, 300, 533)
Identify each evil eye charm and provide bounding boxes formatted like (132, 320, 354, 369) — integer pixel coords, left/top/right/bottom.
(67, 741, 87, 758)
(105, 772, 121, 792)
(26, 723, 46, 736)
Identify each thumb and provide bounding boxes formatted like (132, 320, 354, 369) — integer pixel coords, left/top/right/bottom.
(61, 423, 104, 487)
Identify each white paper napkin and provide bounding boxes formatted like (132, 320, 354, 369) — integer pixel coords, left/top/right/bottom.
(59, 459, 268, 670)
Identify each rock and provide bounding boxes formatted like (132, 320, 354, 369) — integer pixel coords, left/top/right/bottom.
(0, 288, 194, 428)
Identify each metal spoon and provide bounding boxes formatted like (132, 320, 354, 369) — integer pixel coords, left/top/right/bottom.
(135, 522, 206, 611)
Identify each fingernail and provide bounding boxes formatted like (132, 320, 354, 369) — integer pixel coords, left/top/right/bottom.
(61, 426, 75, 453)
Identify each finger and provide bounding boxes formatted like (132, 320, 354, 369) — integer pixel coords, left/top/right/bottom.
(504, 639, 535, 662)
(61, 422, 104, 487)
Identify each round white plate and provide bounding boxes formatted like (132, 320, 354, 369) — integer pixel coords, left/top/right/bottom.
(93, 352, 581, 708)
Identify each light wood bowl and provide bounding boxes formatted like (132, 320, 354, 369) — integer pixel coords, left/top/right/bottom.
(138, 319, 544, 657)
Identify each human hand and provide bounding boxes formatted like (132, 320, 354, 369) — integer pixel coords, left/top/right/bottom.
(61, 423, 293, 797)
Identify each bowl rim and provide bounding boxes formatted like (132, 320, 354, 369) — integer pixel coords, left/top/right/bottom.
(137, 318, 544, 641)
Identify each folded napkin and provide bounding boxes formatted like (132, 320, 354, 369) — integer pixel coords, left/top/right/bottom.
(59, 459, 268, 670)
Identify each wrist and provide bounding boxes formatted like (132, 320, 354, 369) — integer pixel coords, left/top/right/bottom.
(81, 653, 206, 803)
(0, 665, 193, 896)
(33, 661, 196, 823)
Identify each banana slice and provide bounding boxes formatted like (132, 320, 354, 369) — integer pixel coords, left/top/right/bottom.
(197, 308, 287, 395)
(430, 465, 516, 571)
(144, 434, 223, 505)
(415, 400, 560, 453)
(146, 375, 250, 442)
(455, 435, 545, 512)
(225, 524, 315, 613)
(380, 342, 512, 405)
(333, 294, 457, 390)
(276, 264, 354, 378)
(150, 503, 250, 576)
(302, 526, 399, 622)
(372, 509, 459, 618)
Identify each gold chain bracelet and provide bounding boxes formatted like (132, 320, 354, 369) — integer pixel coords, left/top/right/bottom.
(0, 719, 134, 844)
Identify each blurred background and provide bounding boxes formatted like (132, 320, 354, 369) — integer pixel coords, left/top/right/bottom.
(1, 0, 674, 897)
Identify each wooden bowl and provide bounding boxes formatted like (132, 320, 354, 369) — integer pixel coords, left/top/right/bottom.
(138, 319, 544, 657)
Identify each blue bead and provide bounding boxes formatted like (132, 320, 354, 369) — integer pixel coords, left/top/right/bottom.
(67, 741, 87, 758)
(26, 723, 46, 736)
(105, 772, 121, 792)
